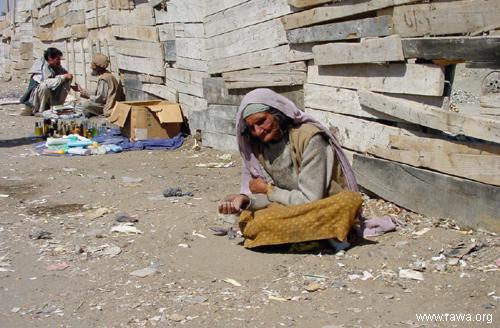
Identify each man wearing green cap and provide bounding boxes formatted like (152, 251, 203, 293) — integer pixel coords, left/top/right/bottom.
(74, 53, 124, 118)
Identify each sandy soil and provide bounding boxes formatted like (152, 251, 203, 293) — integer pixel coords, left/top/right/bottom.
(0, 81, 498, 328)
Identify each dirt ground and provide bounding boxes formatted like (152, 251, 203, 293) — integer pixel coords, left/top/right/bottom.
(0, 80, 498, 328)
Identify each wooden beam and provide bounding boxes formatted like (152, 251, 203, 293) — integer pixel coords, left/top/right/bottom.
(313, 35, 403, 65)
(281, 0, 416, 30)
(208, 44, 311, 74)
(308, 63, 444, 96)
(114, 39, 164, 59)
(287, 16, 392, 44)
(206, 19, 287, 60)
(304, 83, 403, 121)
(222, 62, 306, 89)
(111, 25, 159, 42)
(205, 0, 291, 38)
(353, 154, 500, 232)
(117, 54, 165, 76)
(371, 147, 500, 186)
(142, 83, 178, 102)
(393, 0, 500, 37)
(358, 90, 500, 144)
(108, 6, 155, 26)
(402, 37, 500, 63)
(287, 0, 333, 8)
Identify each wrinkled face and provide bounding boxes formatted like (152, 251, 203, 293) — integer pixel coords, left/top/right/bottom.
(47, 55, 62, 68)
(244, 111, 281, 143)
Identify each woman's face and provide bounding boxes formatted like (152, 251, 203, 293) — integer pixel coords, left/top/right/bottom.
(244, 111, 281, 143)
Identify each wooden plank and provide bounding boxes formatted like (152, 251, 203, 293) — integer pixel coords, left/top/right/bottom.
(174, 23, 204, 38)
(179, 93, 208, 119)
(287, 16, 392, 44)
(222, 62, 307, 89)
(174, 57, 207, 72)
(165, 68, 208, 98)
(117, 54, 164, 76)
(176, 37, 204, 60)
(203, 77, 245, 105)
(114, 40, 164, 59)
(288, 0, 333, 8)
(205, 0, 291, 37)
(371, 147, 500, 186)
(158, 24, 176, 41)
(108, 6, 155, 26)
(358, 90, 500, 144)
(313, 35, 403, 65)
(282, 0, 415, 30)
(189, 105, 238, 135)
(205, 0, 250, 17)
(308, 63, 444, 96)
(388, 135, 500, 156)
(200, 131, 238, 152)
(109, 0, 132, 10)
(142, 83, 178, 102)
(206, 19, 287, 60)
(111, 25, 159, 42)
(393, 0, 500, 37)
(353, 154, 500, 232)
(208, 44, 311, 74)
(402, 37, 500, 63)
(304, 83, 403, 121)
(154, 0, 205, 24)
(305, 108, 420, 153)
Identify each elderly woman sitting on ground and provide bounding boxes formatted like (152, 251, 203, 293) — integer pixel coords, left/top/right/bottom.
(218, 88, 364, 249)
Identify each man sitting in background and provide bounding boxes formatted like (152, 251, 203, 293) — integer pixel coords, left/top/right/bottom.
(75, 53, 124, 118)
(20, 47, 73, 115)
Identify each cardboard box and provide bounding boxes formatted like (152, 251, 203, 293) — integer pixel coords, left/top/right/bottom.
(108, 100, 184, 140)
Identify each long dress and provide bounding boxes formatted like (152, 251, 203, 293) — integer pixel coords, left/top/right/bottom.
(238, 123, 362, 248)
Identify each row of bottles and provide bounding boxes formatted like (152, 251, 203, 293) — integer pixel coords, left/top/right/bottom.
(34, 119, 109, 139)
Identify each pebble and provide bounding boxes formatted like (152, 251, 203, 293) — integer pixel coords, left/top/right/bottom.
(305, 282, 321, 292)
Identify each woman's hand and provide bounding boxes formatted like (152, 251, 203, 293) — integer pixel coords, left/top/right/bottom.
(249, 178, 268, 194)
(218, 194, 250, 214)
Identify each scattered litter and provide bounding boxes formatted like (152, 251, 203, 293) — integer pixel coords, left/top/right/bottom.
(268, 295, 289, 302)
(399, 269, 424, 281)
(29, 230, 52, 240)
(0, 194, 9, 198)
(347, 307, 361, 313)
(88, 244, 122, 257)
(305, 282, 322, 292)
(432, 254, 446, 262)
(86, 207, 111, 220)
(496, 258, 500, 267)
(163, 187, 193, 197)
(217, 154, 232, 161)
(195, 161, 235, 168)
(446, 243, 478, 259)
(448, 258, 460, 266)
(115, 212, 138, 223)
(47, 262, 69, 271)
(209, 226, 228, 236)
(178, 243, 190, 248)
(110, 223, 143, 235)
(435, 263, 447, 272)
(413, 227, 431, 236)
(62, 167, 77, 172)
(0, 267, 14, 272)
(180, 295, 207, 304)
(192, 230, 207, 239)
(168, 313, 186, 322)
(121, 176, 143, 183)
(11, 307, 21, 313)
(130, 262, 160, 278)
(303, 274, 328, 282)
(35, 303, 64, 316)
(348, 271, 373, 281)
(218, 213, 239, 224)
(223, 278, 242, 287)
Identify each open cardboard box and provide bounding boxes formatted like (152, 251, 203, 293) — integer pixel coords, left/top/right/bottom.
(108, 100, 184, 140)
